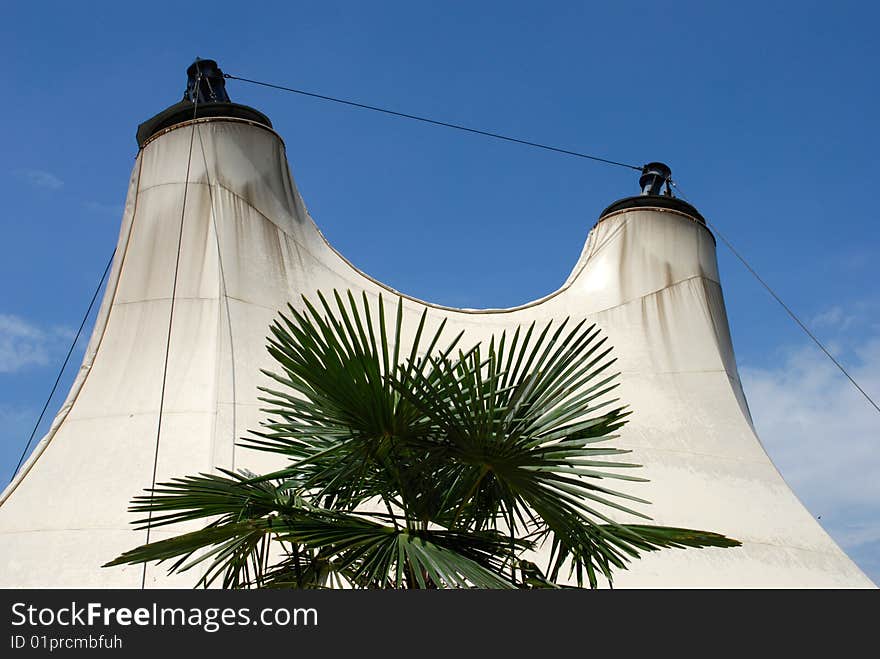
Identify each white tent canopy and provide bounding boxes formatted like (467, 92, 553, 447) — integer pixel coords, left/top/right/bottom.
(0, 115, 872, 587)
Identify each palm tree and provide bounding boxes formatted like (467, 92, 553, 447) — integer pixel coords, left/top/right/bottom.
(106, 290, 739, 588)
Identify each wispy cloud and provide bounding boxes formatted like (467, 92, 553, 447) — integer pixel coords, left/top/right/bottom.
(741, 304, 880, 582)
(0, 403, 38, 484)
(824, 247, 878, 274)
(811, 305, 856, 331)
(84, 201, 123, 215)
(16, 168, 64, 191)
(0, 404, 34, 427)
(0, 314, 74, 374)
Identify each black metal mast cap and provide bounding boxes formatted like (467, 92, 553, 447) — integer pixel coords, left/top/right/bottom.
(599, 161, 706, 225)
(639, 162, 672, 196)
(136, 58, 272, 147)
(598, 194, 705, 224)
(184, 58, 230, 103)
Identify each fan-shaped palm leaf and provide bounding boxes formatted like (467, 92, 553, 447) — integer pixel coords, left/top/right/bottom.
(107, 290, 739, 587)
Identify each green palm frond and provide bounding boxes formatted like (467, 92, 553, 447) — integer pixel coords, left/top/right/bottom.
(106, 494, 523, 589)
(243, 291, 461, 516)
(108, 290, 739, 588)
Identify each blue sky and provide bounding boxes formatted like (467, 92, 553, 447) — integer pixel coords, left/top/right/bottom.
(1, 1, 877, 583)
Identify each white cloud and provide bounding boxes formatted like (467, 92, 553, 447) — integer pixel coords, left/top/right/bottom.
(84, 201, 123, 215)
(0, 314, 74, 373)
(17, 168, 64, 191)
(811, 306, 856, 331)
(740, 311, 880, 581)
(0, 404, 33, 426)
(0, 404, 38, 485)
